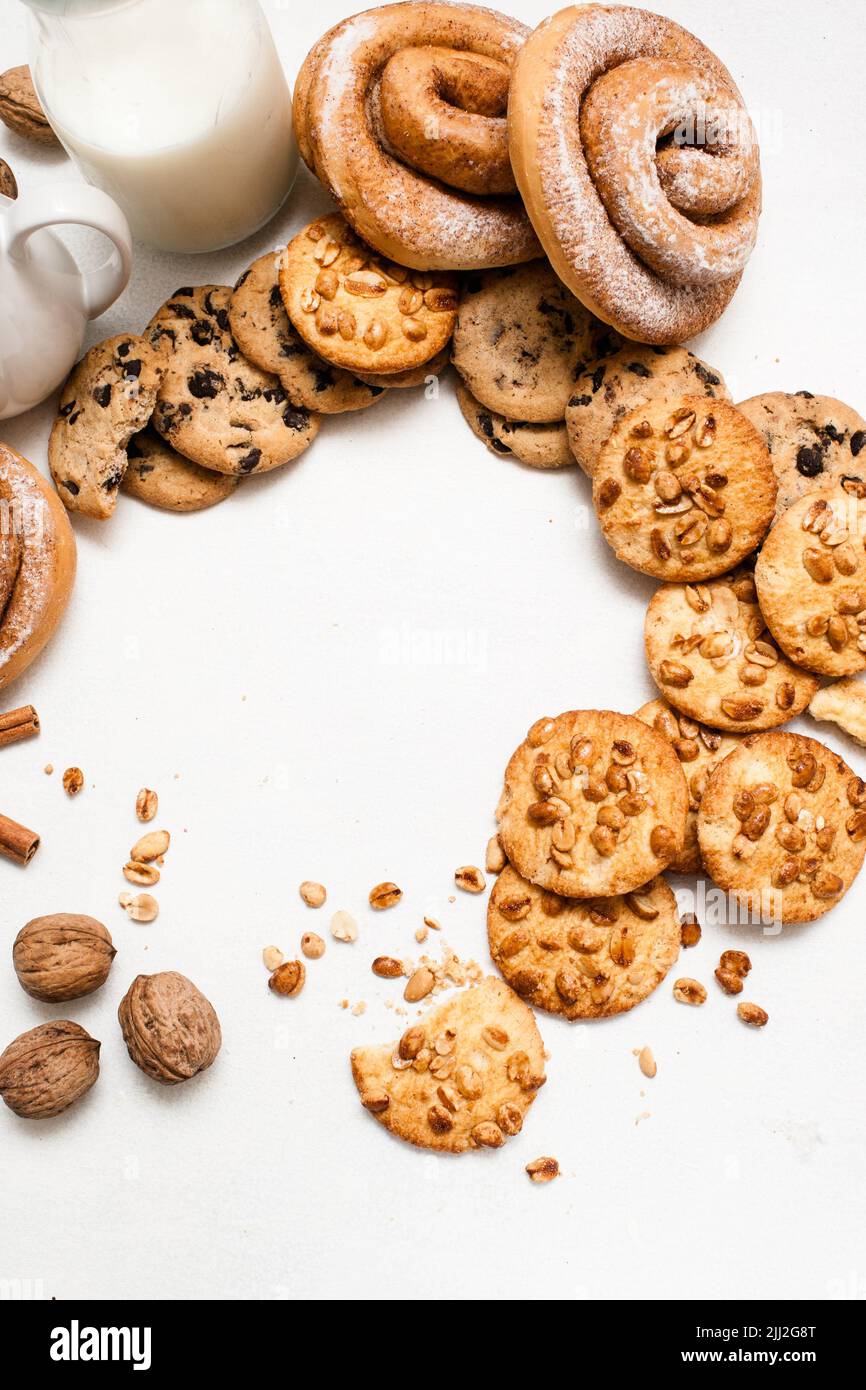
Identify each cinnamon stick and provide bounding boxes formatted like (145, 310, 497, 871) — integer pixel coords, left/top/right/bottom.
(0, 812, 40, 865)
(0, 704, 39, 750)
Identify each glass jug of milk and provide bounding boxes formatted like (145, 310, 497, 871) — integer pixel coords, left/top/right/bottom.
(23, 0, 298, 253)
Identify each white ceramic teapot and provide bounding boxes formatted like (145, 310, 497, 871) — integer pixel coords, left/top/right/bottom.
(0, 181, 131, 419)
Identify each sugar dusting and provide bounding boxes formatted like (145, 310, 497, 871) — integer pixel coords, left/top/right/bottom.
(523, 6, 760, 341)
(0, 447, 57, 673)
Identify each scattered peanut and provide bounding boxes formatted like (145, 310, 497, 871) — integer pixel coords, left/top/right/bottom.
(299, 880, 327, 908)
(525, 1156, 560, 1184)
(130, 829, 170, 862)
(455, 865, 486, 893)
(638, 1046, 657, 1078)
(135, 787, 158, 822)
(680, 912, 701, 947)
(123, 860, 160, 887)
(330, 910, 358, 942)
(485, 835, 507, 874)
(119, 892, 159, 923)
(737, 1001, 768, 1026)
(715, 968, 744, 995)
(369, 881, 402, 910)
(301, 932, 326, 960)
(62, 767, 84, 797)
(262, 946, 283, 972)
(403, 966, 435, 1002)
(269, 960, 305, 997)
(673, 977, 707, 1006)
(371, 955, 403, 979)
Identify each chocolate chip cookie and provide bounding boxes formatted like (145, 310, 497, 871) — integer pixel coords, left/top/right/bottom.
(147, 286, 319, 475)
(229, 251, 386, 414)
(496, 710, 689, 898)
(755, 488, 866, 676)
(122, 430, 239, 512)
(456, 380, 573, 469)
(644, 571, 818, 732)
(697, 731, 866, 923)
(488, 866, 680, 1019)
(635, 699, 741, 873)
(565, 344, 731, 476)
(280, 214, 458, 375)
(593, 398, 776, 581)
(48, 334, 165, 520)
(452, 260, 619, 423)
(738, 391, 866, 516)
(351, 976, 546, 1154)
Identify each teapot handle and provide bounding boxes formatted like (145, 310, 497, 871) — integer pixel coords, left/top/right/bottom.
(3, 182, 132, 319)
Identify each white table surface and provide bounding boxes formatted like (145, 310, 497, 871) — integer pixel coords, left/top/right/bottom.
(1, 0, 864, 1303)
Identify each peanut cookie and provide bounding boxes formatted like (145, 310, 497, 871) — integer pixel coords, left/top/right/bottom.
(122, 430, 239, 512)
(147, 286, 319, 475)
(48, 335, 164, 520)
(635, 699, 741, 873)
(594, 398, 776, 581)
(451, 260, 619, 424)
(644, 571, 818, 733)
(229, 252, 385, 414)
(565, 344, 731, 476)
(755, 488, 866, 677)
(697, 731, 866, 923)
(737, 391, 866, 516)
(488, 865, 680, 1019)
(808, 678, 866, 748)
(496, 710, 688, 898)
(280, 214, 458, 375)
(456, 380, 573, 470)
(350, 976, 545, 1154)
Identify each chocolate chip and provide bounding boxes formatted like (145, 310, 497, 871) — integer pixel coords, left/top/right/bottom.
(102, 468, 123, 491)
(173, 286, 194, 296)
(822, 423, 844, 444)
(269, 284, 283, 308)
(116, 340, 131, 357)
(135, 464, 154, 477)
(68, 410, 81, 425)
(796, 444, 825, 477)
(491, 438, 511, 454)
(123, 360, 143, 379)
(237, 448, 262, 473)
(313, 369, 336, 392)
(93, 384, 112, 408)
(59, 400, 77, 418)
(264, 384, 288, 405)
(234, 269, 251, 290)
(626, 362, 650, 379)
(62, 478, 80, 496)
(167, 302, 196, 319)
(568, 393, 592, 408)
(592, 364, 608, 391)
(215, 309, 230, 332)
(187, 369, 223, 399)
(693, 362, 721, 388)
(851, 431, 865, 457)
(283, 407, 309, 431)
(190, 319, 214, 346)
(795, 389, 815, 399)
(476, 411, 494, 439)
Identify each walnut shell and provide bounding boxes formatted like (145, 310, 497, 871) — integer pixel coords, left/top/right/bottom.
(0, 1021, 100, 1119)
(0, 156, 16, 200)
(0, 65, 59, 145)
(118, 971, 221, 1084)
(13, 913, 116, 1002)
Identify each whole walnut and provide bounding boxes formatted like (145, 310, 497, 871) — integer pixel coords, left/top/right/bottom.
(13, 913, 116, 1002)
(118, 971, 221, 1084)
(0, 1021, 100, 1119)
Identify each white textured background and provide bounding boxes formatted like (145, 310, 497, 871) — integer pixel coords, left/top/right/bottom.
(1, 0, 864, 1302)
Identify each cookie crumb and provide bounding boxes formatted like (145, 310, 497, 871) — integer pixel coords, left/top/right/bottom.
(414, 926, 428, 943)
(526, 1156, 559, 1184)
(43, 763, 53, 775)
(635, 1111, 652, 1126)
(423, 915, 441, 931)
(351, 1000, 366, 1017)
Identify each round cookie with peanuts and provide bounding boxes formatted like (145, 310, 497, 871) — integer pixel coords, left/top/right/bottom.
(737, 391, 866, 517)
(496, 710, 689, 899)
(229, 251, 386, 415)
(488, 866, 680, 1020)
(635, 698, 741, 873)
(350, 976, 546, 1154)
(147, 286, 319, 475)
(644, 570, 818, 733)
(593, 397, 776, 580)
(280, 214, 458, 376)
(565, 343, 730, 477)
(697, 731, 866, 924)
(755, 487, 866, 676)
(451, 259, 620, 424)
